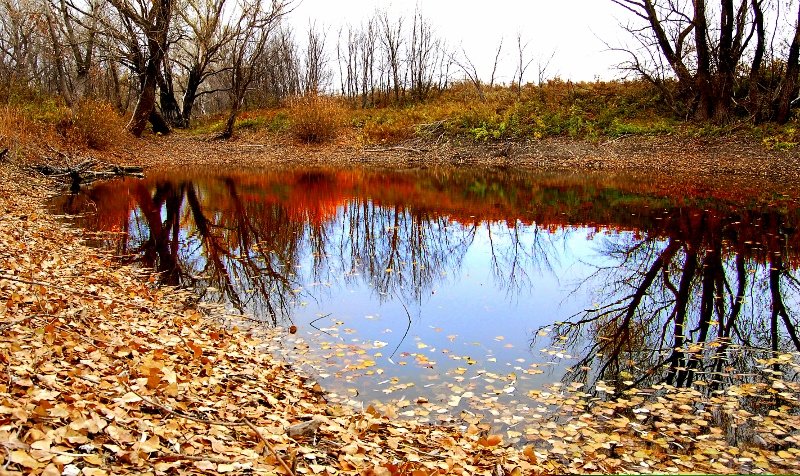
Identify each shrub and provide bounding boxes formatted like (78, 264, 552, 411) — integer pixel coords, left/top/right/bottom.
(58, 100, 124, 150)
(289, 95, 343, 144)
(0, 105, 45, 160)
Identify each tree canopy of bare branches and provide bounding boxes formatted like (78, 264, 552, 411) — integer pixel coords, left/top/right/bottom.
(611, 0, 800, 123)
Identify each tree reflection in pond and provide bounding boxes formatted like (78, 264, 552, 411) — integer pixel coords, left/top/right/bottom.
(549, 208, 800, 392)
(52, 167, 800, 402)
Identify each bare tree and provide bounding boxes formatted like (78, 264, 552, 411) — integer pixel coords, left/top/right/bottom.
(358, 18, 377, 107)
(451, 47, 485, 100)
(107, 0, 174, 136)
(489, 37, 503, 88)
(408, 7, 441, 101)
(45, 0, 101, 103)
(336, 25, 356, 99)
(513, 34, 533, 98)
(379, 10, 403, 103)
(255, 25, 300, 104)
(302, 21, 328, 95)
(610, 0, 797, 122)
(776, 5, 800, 123)
(0, 0, 45, 95)
(171, 0, 234, 126)
(218, 0, 287, 139)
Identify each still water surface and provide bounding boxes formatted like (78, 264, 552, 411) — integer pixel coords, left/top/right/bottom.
(52, 167, 800, 429)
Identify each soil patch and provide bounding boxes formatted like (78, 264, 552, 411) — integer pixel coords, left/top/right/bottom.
(116, 133, 800, 196)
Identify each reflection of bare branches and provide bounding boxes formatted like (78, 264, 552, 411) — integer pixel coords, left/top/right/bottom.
(487, 221, 560, 299)
(129, 181, 186, 286)
(769, 237, 800, 353)
(335, 201, 474, 305)
(547, 209, 800, 393)
(184, 183, 244, 311)
(388, 290, 413, 360)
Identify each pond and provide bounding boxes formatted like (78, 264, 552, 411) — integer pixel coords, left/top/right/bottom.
(52, 166, 800, 436)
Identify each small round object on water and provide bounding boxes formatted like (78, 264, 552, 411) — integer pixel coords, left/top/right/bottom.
(289, 325, 297, 334)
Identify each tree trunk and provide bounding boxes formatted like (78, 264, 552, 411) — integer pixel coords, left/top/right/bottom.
(109, 62, 125, 113)
(714, 0, 736, 122)
(181, 67, 203, 126)
(120, 0, 173, 137)
(747, 0, 766, 121)
(693, 0, 715, 120)
(777, 5, 800, 124)
(127, 70, 158, 137)
(149, 109, 171, 134)
(220, 103, 239, 139)
(158, 58, 186, 128)
(43, 4, 73, 106)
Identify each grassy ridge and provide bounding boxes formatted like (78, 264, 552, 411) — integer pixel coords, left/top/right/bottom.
(194, 80, 800, 148)
(2, 80, 799, 159)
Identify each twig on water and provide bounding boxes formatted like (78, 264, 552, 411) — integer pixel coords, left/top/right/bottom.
(388, 291, 413, 361)
(309, 313, 339, 340)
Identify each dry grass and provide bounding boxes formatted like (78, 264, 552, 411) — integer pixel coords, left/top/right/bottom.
(0, 98, 125, 162)
(289, 95, 344, 144)
(59, 99, 125, 150)
(0, 104, 58, 160)
(346, 80, 678, 144)
(182, 80, 797, 147)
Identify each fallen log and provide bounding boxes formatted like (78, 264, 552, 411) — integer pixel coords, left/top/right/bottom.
(34, 159, 144, 192)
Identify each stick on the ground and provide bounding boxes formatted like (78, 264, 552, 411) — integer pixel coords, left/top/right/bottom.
(243, 418, 295, 476)
(364, 146, 428, 154)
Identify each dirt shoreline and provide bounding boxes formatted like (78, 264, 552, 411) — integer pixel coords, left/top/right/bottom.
(114, 133, 797, 181)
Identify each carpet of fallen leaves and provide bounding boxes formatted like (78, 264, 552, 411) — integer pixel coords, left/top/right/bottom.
(2, 157, 800, 475)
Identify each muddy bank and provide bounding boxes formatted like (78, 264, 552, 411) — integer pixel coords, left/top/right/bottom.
(113, 133, 800, 193)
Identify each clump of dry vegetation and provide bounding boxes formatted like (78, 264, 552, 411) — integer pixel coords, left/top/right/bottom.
(0, 105, 48, 158)
(289, 95, 344, 144)
(56, 100, 125, 151)
(0, 93, 125, 161)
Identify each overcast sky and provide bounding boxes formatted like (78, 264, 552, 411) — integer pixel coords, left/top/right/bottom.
(286, 0, 634, 84)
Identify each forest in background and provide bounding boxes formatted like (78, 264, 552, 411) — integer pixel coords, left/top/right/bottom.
(1, 0, 800, 155)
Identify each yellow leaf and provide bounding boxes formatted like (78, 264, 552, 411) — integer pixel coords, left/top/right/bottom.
(83, 469, 108, 476)
(10, 450, 42, 469)
(84, 454, 104, 465)
(41, 464, 61, 476)
(30, 439, 52, 451)
(193, 460, 217, 471)
(139, 435, 161, 453)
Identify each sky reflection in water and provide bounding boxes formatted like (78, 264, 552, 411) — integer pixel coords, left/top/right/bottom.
(53, 167, 800, 429)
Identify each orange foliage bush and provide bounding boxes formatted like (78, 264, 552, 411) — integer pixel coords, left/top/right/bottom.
(58, 100, 125, 150)
(0, 105, 47, 156)
(289, 95, 344, 144)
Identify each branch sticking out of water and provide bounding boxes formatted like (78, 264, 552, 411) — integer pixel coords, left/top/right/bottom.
(389, 291, 413, 362)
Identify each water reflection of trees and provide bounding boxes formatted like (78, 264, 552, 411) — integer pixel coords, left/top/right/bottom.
(328, 202, 475, 303)
(55, 168, 800, 387)
(66, 174, 479, 322)
(549, 209, 800, 390)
